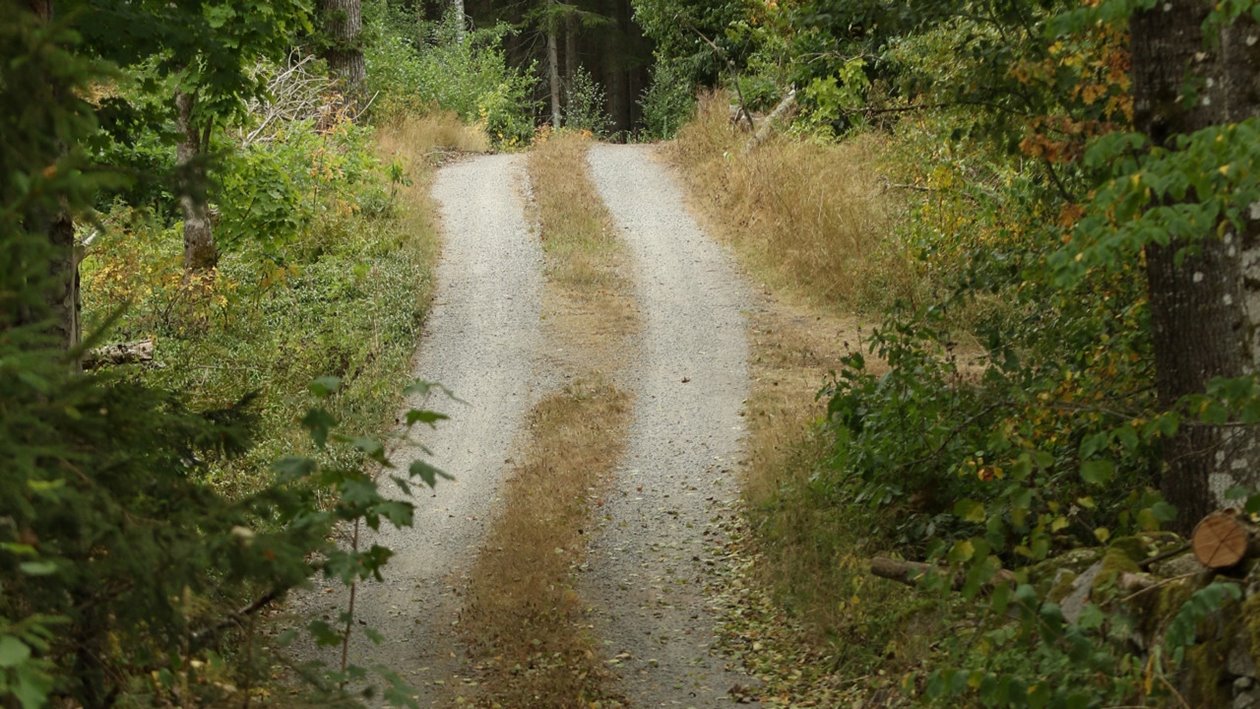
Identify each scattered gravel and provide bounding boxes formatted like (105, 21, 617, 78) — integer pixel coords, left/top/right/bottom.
(287, 154, 544, 702)
(583, 143, 760, 707)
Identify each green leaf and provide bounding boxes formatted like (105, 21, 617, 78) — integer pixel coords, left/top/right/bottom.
(301, 408, 337, 448)
(1080, 459, 1114, 486)
(405, 409, 449, 428)
(0, 636, 31, 668)
(18, 561, 57, 577)
(954, 498, 986, 523)
(1077, 603, 1104, 630)
(948, 539, 976, 563)
(273, 456, 316, 481)
(309, 376, 342, 398)
(408, 460, 452, 488)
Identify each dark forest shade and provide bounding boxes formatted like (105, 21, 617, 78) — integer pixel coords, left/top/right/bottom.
(445, 0, 653, 134)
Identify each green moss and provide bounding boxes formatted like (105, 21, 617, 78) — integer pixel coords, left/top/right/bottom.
(1092, 548, 1140, 597)
(1184, 640, 1231, 707)
(1046, 570, 1078, 604)
(1244, 594, 1260, 671)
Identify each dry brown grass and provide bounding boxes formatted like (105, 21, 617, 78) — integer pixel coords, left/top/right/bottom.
(669, 93, 917, 313)
(461, 380, 631, 708)
(457, 130, 638, 707)
(375, 110, 490, 161)
(666, 100, 942, 701)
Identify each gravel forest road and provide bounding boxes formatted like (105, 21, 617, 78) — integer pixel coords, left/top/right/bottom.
(583, 143, 757, 707)
(294, 145, 757, 707)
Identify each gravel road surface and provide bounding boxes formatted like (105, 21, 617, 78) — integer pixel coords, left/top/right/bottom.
(583, 143, 757, 707)
(291, 154, 543, 700)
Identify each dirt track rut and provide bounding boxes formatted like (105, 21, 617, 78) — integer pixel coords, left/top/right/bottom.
(292, 153, 543, 699)
(582, 143, 756, 707)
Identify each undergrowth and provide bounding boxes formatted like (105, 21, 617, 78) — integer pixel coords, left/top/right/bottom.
(81, 112, 476, 499)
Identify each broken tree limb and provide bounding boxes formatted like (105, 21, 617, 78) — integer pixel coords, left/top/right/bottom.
(743, 87, 797, 154)
(870, 556, 1016, 591)
(1191, 510, 1260, 569)
(83, 339, 155, 369)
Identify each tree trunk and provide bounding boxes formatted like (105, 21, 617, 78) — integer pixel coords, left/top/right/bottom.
(318, 0, 365, 101)
(24, 0, 80, 357)
(565, 14, 577, 93)
(450, 0, 465, 41)
(546, 2, 562, 127)
(175, 91, 218, 272)
(1130, 1, 1260, 531)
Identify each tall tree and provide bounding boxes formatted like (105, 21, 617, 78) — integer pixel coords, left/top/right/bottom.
(1129, 1, 1260, 528)
(13, 0, 82, 354)
(546, 0, 562, 125)
(319, 0, 365, 100)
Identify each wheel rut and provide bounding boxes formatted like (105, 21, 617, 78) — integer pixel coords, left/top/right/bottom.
(290, 153, 544, 703)
(582, 143, 758, 707)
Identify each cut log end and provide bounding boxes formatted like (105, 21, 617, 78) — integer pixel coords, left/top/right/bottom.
(1191, 511, 1256, 569)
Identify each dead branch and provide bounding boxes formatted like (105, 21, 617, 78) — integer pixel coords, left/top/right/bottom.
(870, 556, 1016, 591)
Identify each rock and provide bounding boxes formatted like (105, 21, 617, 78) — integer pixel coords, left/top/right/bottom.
(1234, 677, 1260, 709)
(1230, 636, 1257, 678)
(1062, 561, 1104, 625)
(1153, 551, 1206, 578)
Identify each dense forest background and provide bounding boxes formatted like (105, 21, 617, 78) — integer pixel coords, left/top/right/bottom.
(5, 0, 1260, 706)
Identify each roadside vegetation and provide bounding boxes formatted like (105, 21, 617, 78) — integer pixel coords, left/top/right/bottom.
(2, 1, 529, 705)
(643, 0, 1260, 705)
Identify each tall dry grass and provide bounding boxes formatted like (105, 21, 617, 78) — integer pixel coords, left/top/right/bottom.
(669, 93, 917, 312)
(374, 110, 490, 160)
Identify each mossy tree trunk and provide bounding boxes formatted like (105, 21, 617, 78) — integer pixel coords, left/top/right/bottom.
(1131, 1, 1260, 531)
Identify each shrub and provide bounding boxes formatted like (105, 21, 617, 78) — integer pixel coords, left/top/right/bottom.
(365, 11, 535, 147)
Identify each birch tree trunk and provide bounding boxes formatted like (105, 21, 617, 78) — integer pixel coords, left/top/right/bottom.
(175, 91, 218, 272)
(319, 0, 365, 100)
(1131, 1, 1260, 530)
(450, 0, 465, 41)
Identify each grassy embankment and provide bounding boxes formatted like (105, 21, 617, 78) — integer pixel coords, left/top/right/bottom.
(456, 130, 638, 707)
(82, 111, 487, 499)
(667, 95, 949, 702)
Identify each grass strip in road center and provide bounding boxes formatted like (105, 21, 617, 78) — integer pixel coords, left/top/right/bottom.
(457, 130, 638, 707)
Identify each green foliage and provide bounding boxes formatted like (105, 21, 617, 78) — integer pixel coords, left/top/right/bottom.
(365, 8, 535, 147)
(1, 2, 457, 705)
(217, 119, 386, 254)
(564, 65, 613, 136)
(685, 0, 1260, 703)
(639, 61, 698, 139)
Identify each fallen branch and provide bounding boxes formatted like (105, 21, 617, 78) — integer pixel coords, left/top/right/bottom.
(743, 87, 797, 154)
(870, 556, 1016, 591)
(83, 339, 155, 369)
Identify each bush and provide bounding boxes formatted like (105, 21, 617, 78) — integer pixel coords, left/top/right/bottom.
(365, 11, 535, 148)
(639, 61, 697, 140)
(563, 66, 612, 136)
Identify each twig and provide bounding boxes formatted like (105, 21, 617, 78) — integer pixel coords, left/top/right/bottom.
(1136, 543, 1192, 571)
(339, 517, 361, 684)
